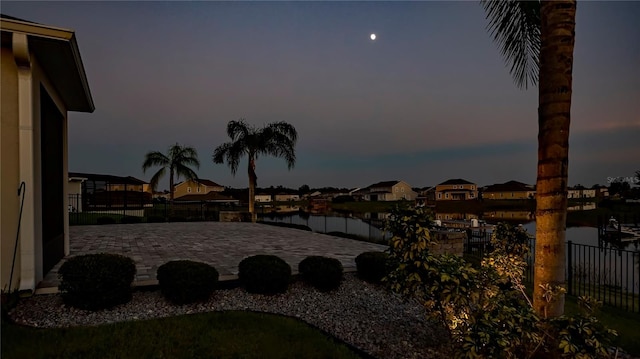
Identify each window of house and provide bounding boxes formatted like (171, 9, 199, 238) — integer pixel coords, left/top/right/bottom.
(453, 185, 457, 189)
(511, 192, 514, 198)
(187, 187, 191, 193)
(401, 187, 405, 192)
(471, 185, 475, 190)
(438, 193, 442, 199)
(445, 193, 449, 199)
(197, 187, 201, 193)
(470, 193, 474, 198)
(459, 185, 464, 189)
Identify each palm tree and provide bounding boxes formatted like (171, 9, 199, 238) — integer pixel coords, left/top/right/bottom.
(142, 143, 200, 202)
(482, 0, 577, 317)
(213, 119, 297, 223)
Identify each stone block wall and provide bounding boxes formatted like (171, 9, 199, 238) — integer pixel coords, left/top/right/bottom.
(429, 231, 466, 256)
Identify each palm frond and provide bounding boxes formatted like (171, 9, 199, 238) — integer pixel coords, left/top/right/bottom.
(174, 163, 199, 182)
(213, 141, 244, 175)
(142, 151, 169, 172)
(227, 119, 251, 141)
(148, 167, 166, 192)
(481, 0, 541, 89)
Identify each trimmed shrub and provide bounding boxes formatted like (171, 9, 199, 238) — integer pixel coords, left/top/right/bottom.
(355, 251, 394, 283)
(157, 260, 219, 304)
(120, 216, 142, 224)
(238, 255, 291, 294)
(96, 216, 116, 225)
(298, 256, 343, 291)
(58, 253, 136, 310)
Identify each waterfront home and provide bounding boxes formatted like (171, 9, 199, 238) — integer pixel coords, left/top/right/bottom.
(362, 180, 418, 201)
(482, 180, 535, 200)
(435, 179, 478, 201)
(174, 179, 224, 198)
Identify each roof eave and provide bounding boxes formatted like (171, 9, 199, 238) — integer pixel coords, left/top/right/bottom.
(1, 17, 94, 113)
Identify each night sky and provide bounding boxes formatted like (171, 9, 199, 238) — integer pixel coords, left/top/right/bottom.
(3, 1, 639, 190)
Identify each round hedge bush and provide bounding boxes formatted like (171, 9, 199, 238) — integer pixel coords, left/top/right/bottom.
(355, 251, 394, 284)
(238, 255, 291, 294)
(298, 256, 343, 291)
(156, 260, 219, 304)
(58, 253, 136, 310)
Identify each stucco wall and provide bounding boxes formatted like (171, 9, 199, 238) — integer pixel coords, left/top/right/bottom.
(1, 47, 21, 290)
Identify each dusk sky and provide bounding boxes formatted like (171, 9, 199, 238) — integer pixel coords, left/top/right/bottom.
(3, 1, 639, 190)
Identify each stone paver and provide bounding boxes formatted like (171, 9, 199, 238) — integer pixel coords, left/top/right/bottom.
(39, 222, 387, 289)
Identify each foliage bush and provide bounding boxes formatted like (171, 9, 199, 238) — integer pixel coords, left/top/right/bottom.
(384, 208, 618, 358)
(58, 253, 136, 310)
(238, 255, 291, 294)
(354, 252, 394, 283)
(156, 260, 219, 304)
(96, 216, 116, 225)
(120, 216, 142, 224)
(298, 256, 343, 291)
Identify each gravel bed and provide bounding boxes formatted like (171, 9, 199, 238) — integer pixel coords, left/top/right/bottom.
(9, 273, 449, 359)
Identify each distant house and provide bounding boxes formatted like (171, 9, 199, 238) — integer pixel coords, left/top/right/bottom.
(362, 180, 418, 201)
(255, 194, 272, 203)
(435, 179, 478, 201)
(67, 175, 87, 212)
(274, 194, 300, 202)
(68, 172, 152, 210)
(416, 186, 436, 206)
(174, 179, 224, 199)
(568, 186, 596, 199)
(593, 185, 609, 199)
(482, 180, 535, 200)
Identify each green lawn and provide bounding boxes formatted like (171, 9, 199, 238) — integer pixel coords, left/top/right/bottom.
(564, 296, 640, 356)
(1, 311, 365, 359)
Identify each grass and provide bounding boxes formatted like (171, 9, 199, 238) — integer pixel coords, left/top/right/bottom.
(564, 295, 640, 356)
(1, 311, 365, 359)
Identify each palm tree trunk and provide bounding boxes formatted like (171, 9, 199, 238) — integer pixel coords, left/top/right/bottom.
(169, 168, 175, 219)
(248, 157, 257, 223)
(533, 0, 576, 318)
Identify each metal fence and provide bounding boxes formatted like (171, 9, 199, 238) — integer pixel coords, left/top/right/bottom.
(258, 212, 388, 243)
(68, 194, 245, 225)
(567, 241, 639, 312)
(462, 231, 640, 312)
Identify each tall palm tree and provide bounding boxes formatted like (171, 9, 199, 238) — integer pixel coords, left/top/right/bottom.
(142, 143, 200, 202)
(213, 119, 297, 223)
(482, 0, 577, 317)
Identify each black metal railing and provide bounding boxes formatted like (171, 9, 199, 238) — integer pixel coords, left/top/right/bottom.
(567, 241, 639, 312)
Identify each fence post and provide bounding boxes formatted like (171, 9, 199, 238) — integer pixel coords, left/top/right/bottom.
(567, 241, 573, 296)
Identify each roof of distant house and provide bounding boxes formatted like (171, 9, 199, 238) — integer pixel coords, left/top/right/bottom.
(438, 178, 475, 186)
(68, 172, 147, 185)
(175, 179, 223, 187)
(483, 180, 533, 193)
(367, 180, 400, 188)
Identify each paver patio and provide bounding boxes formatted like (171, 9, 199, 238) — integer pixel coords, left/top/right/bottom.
(38, 222, 387, 291)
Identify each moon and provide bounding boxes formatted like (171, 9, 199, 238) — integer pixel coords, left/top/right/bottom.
(370, 33, 376, 41)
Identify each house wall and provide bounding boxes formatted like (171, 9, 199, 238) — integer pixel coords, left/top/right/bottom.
(435, 183, 478, 201)
(274, 194, 299, 202)
(0, 39, 70, 291)
(174, 179, 223, 198)
(1, 47, 20, 290)
(483, 191, 532, 200)
(391, 182, 417, 201)
(255, 195, 272, 203)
